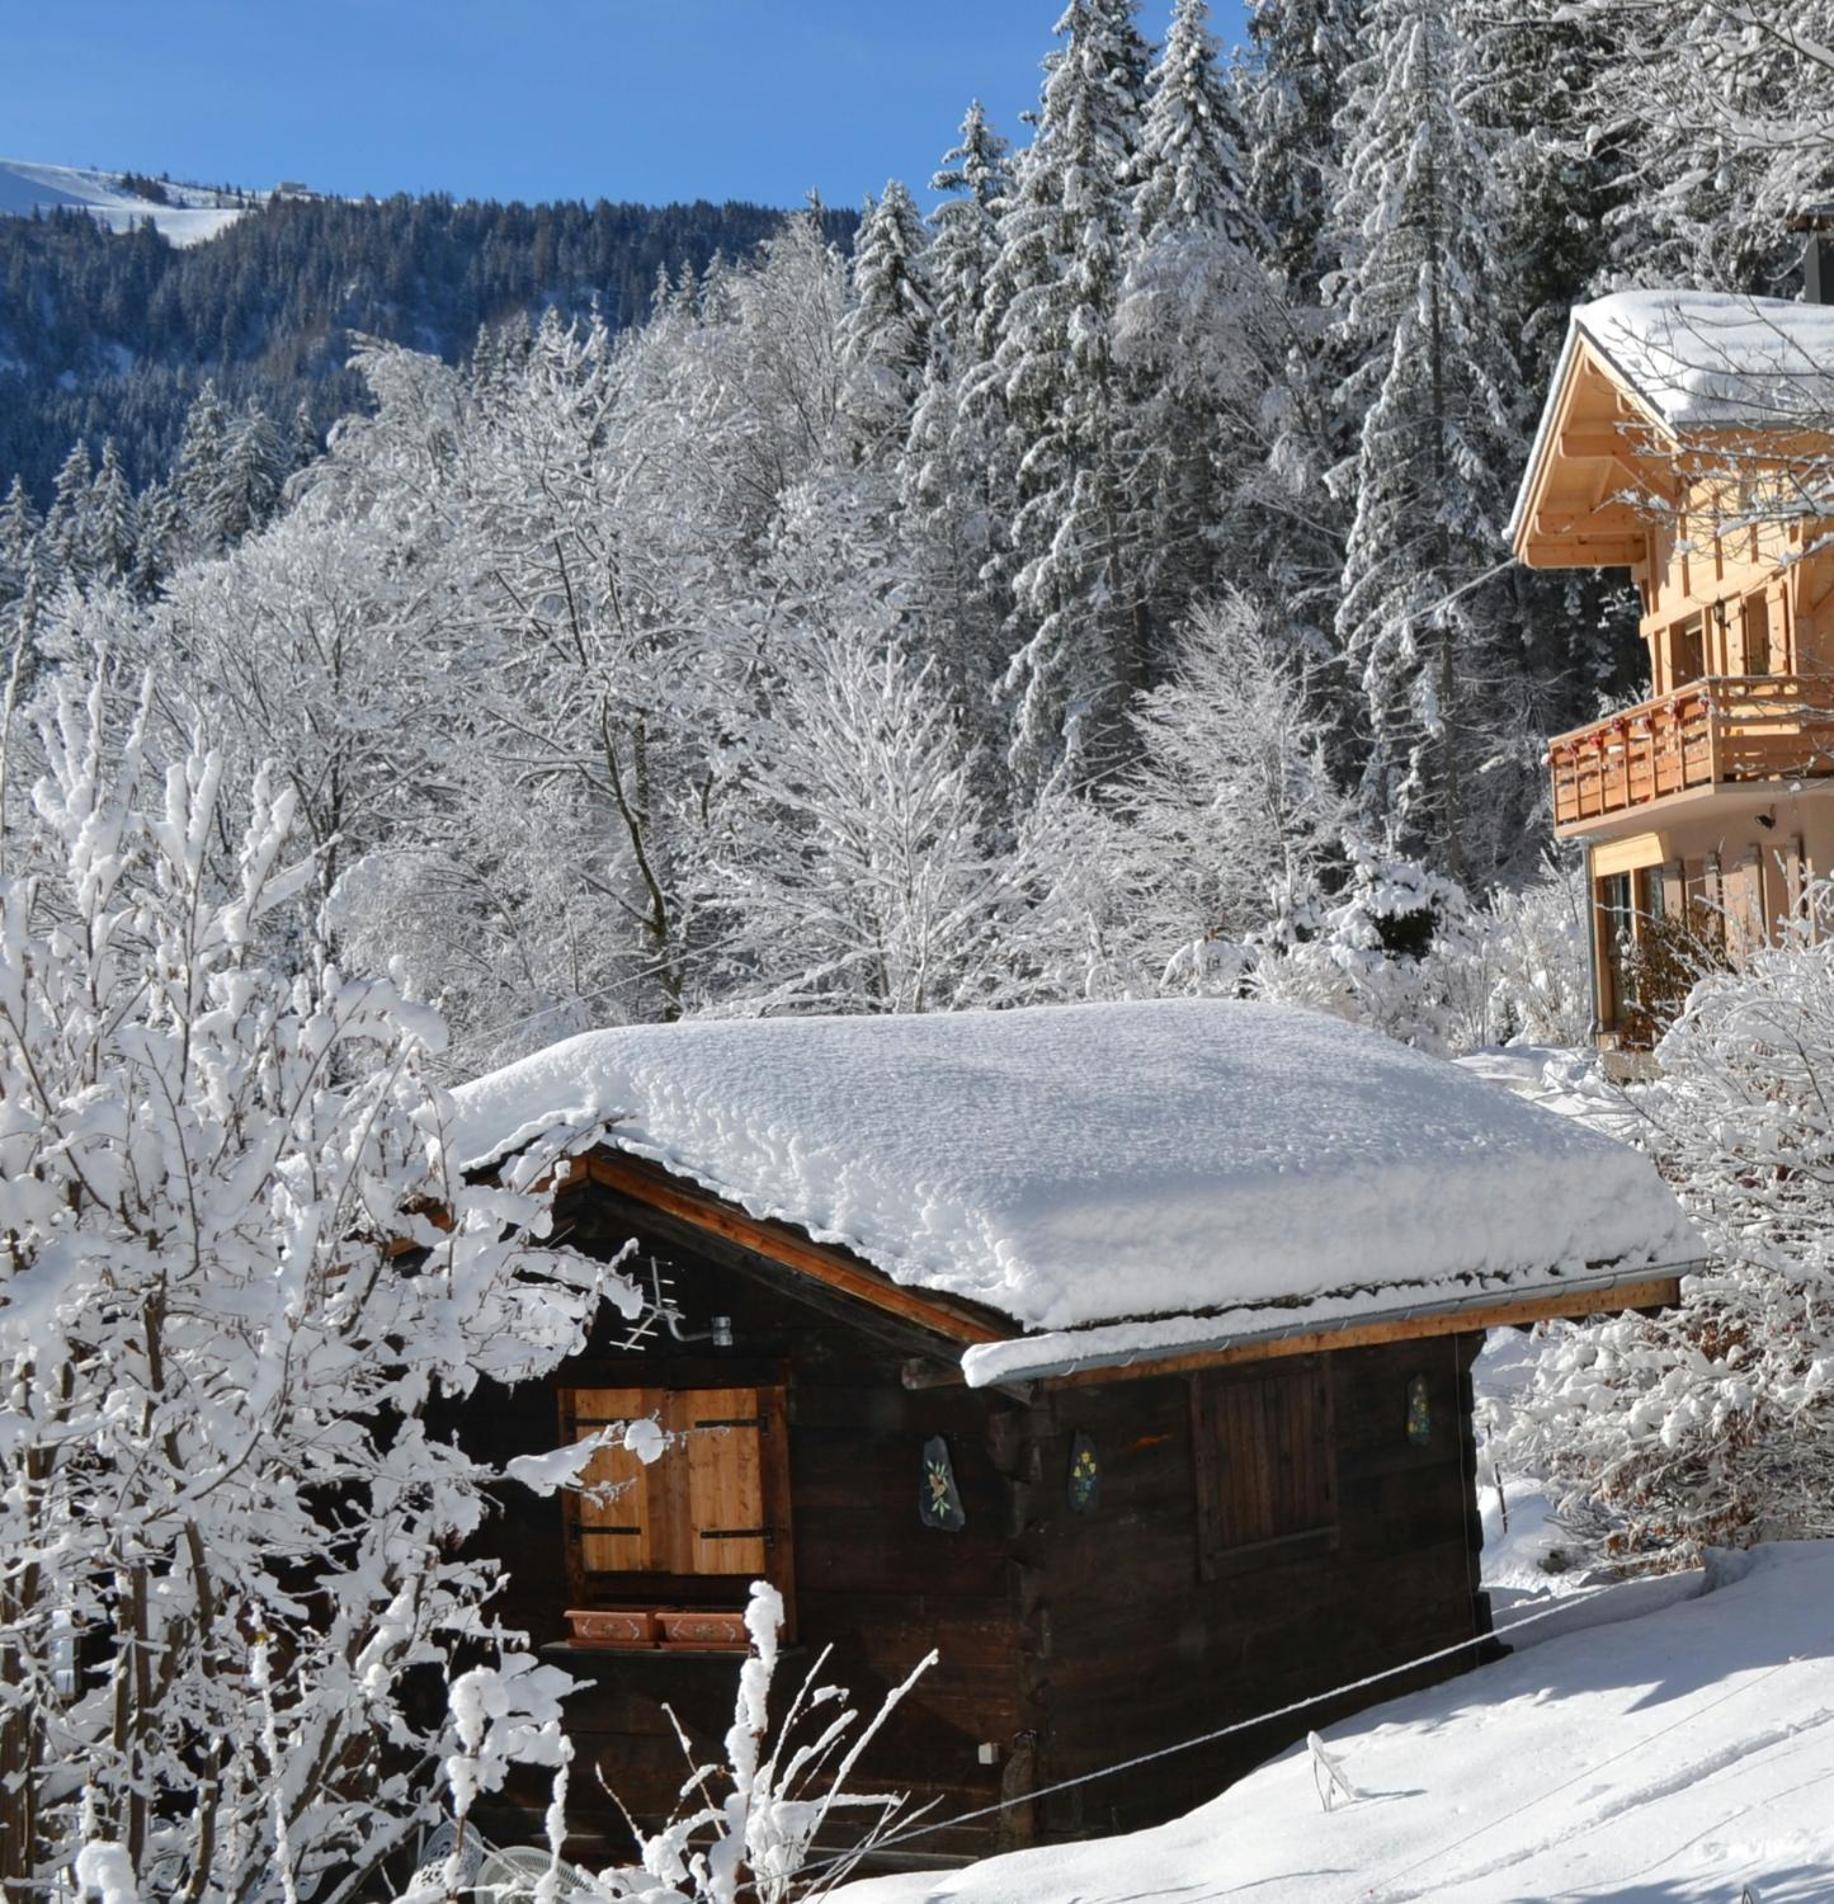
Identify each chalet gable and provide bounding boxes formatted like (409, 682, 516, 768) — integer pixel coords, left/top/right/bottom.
(1511, 289, 1834, 571)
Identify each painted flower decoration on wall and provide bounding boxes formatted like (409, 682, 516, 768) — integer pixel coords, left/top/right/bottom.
(919, 1434, 965, 1532)
(1068, 1432, 1101, 1515)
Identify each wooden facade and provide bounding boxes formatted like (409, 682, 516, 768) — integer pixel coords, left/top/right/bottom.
(1513, 307, 1834, 1046)
(451, 1150, 1673, 1871)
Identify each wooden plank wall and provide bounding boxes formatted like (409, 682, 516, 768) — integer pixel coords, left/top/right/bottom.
(450, 1185, 1031, 1868)
(1017, 1335, 1490, 1839)
(449, 1182, 1493, 1869)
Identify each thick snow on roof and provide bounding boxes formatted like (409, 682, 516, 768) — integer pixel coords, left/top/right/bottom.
(448, 1000, 1695, 1352)
(1578, 288, 1834, 431)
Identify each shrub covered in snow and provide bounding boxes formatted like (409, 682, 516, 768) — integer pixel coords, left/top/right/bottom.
(417, 1581, 931, 1904)
(1497, 900, 1834, 1567)
(0, 671, 632, 1900)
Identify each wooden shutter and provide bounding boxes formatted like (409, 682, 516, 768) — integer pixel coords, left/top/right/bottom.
(1192, 1361, 1336, 1579)
(677, 1388, 769, 1576)
(562, 1384, 776, 1578)
(566, 1386, 663, 1573)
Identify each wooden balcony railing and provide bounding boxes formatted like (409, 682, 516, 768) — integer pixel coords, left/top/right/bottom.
(1549, 675, 1834, 832)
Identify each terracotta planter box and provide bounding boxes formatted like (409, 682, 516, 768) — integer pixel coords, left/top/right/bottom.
(657, 1609, 750, 1651)
(565, 1608, 657, 1649)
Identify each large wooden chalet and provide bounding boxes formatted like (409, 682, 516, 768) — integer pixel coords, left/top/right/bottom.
(444, 999, 1693, 1869)
(1512, 275, 1834, 1045)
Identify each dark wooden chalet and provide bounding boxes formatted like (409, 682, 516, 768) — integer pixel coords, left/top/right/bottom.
(444, 1000, 1694, 1870)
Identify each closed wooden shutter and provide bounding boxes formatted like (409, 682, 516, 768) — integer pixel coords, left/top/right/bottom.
(1192, 1361, 1336, 1579)
(680, 1388, 769, 1576)
(561, 1385, 773, 1578)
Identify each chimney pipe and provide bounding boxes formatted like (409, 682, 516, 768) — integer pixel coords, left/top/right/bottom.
(1808, 232, 1834, 305)
(1791, 207, 1834, 302)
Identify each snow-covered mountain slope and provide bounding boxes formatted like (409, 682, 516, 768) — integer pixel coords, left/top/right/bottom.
(845, 1541, 1834, 1903)
(0, 159, 252, 245)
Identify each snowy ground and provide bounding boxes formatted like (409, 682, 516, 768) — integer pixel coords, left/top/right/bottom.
(841, 1542, 1834, 1903)
(0, 159, 250, 244)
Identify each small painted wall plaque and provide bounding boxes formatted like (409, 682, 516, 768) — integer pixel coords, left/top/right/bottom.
(1067, 1432, 1101, 1515)
(920, 1435, 965, 1532)
(1406, 1375, 1432, 1445)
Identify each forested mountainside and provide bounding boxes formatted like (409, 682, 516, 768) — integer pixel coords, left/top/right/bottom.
(4, 0, 1831, 1072)
(0, 191, 857, 499)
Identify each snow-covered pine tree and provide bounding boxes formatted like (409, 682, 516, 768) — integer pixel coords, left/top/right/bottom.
(975, 0, 1154, 792)
(288, 394, 319, 474)
(1327, 0, 1528, 885)
(897, 106, 1017, 753)
(175, 377, 229, 551)
(129, 477, 182, 595)
(88, 437, 138, 585)
(1121, 0, 1272, 631)
(1240, 0, 1365, 298)
(212, 402, 287, 544)
(841, 180, 933, 456)
(1466, 0, 1646, 719)
(43, 441, 93, 583)
(927, 100, 1012, 366)
(1134, 0, 1256, 246)
(0, 476, 39, 604)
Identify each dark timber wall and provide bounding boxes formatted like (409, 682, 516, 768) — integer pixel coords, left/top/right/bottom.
(453, 1176, 1492, 1868)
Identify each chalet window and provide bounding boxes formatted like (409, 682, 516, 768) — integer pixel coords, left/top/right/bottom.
(1191, 1361, 1336, 1579)
(558, 1384, 793, 1632)
(1742, 593, 1772, 676)
(1669, 613, 1704, 689)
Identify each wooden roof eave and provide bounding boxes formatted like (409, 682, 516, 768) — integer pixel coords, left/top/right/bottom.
(565, 1146, 1017, 1354)
(1513, 337, 1672, 571)
(966, 1265, 1697, 1391)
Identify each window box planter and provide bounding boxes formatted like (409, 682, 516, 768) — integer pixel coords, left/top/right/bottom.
(564, 1607, 657, 1649)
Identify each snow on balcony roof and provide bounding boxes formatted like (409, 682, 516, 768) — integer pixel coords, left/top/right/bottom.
(1508, 289, 1834, 546)
(447, 1000, 1697, 1371)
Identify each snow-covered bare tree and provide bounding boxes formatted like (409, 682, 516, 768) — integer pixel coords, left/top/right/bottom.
(0, 669, 628, 1900)
(1119, 591, 1350, 968)
(713, 624, 1000, 1014)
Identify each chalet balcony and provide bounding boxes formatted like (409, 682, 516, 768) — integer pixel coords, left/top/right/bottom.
(1549, 675, 1834, 834)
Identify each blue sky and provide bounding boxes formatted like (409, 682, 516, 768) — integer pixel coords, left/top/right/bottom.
(3, 1, 1253, 210)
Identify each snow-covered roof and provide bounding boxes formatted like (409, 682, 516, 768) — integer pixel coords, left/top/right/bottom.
(1508, 289, 1834, 546)
(1577, 289, 1834, 430)
(450, 1001, 1696, 1376)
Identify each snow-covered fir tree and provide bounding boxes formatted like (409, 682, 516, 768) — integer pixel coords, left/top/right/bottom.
(88, 437, 137, 585)
(927, 100, 1012, 366)
(841, 180, 933, 456)
(1327, 0, 1528, 885)
(973, 0, 1153, 791)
